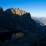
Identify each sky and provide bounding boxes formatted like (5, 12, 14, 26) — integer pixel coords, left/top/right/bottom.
(0, 0, 46, 17)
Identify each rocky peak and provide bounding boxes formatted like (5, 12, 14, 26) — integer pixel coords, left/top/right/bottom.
(0, 6, 3, 13)
(5, 8, 30, 16)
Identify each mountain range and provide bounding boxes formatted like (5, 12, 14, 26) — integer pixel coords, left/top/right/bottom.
(40, 17, 46, 21)
(32, 17, 46, 34)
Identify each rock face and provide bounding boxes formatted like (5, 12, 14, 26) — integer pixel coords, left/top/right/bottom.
(0, 7, 45, 46)
(5, 8, 30, 15)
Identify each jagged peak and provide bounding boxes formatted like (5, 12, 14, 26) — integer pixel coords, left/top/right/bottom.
(5, 8, 30, 16)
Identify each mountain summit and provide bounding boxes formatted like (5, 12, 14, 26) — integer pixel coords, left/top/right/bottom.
(5, 8, 30, 16)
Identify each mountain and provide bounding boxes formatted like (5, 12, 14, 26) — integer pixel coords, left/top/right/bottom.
(32, 17, 46, 34)
(0, 7, 46, 46)
(32, 17, 46, 25)
(40, 17, 46, 21)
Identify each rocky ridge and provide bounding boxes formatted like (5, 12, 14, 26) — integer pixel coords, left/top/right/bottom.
(5, 8, 30, 15)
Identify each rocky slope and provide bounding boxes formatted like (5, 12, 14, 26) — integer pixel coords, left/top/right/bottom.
(0, 7, 46, 46)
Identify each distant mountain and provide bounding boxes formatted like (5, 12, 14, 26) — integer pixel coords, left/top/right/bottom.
(32, 17, 46, 34)
(32, 17, 46, 26)
(40, 17, 46, 21)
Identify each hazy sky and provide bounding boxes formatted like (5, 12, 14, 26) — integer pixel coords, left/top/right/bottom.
(0, 0, 46, 17)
